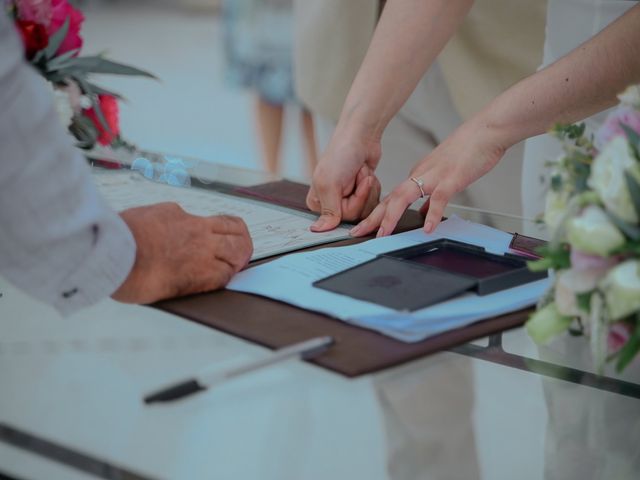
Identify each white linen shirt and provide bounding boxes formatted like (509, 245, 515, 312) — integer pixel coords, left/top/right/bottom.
(0, 13, 136, 315)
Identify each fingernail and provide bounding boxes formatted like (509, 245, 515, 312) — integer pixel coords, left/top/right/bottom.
(349, 224, 361, 236)
(311, 219, 325, 231)
(376, 227, 385, 238)
(424, 222, 433, 233)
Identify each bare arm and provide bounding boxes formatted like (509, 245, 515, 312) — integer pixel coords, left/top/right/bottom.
(307, 0, 474, 231)
(485, 3, 640, 152)
(353, 4, 640, 238)
(337, 0, 474, 138)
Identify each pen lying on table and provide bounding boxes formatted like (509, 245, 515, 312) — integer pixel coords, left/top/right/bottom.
(144, 335, 335, 404)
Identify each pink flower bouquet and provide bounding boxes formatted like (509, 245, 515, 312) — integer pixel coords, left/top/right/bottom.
(6, 0, 156, 151)
(527, 85, 640, 373)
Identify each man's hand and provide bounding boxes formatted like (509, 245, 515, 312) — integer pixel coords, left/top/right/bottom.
(112, 203, 252, 304)
(307, 132, 382, 231)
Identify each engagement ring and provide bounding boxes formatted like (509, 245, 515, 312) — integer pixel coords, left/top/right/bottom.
(410, 177, 426, 198)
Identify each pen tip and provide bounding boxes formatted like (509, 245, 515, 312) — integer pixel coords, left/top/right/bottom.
(143, 379, 206, 405)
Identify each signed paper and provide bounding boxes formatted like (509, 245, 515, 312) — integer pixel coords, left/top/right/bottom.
(228, 217, 550, 342)
(94, 171, 350, 260)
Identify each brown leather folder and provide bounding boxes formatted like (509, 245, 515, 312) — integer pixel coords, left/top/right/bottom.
(154, 180, 536, 378)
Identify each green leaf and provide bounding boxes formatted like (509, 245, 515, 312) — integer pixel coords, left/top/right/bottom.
(84, 82, 125, 101)
(606, 210, 640, 241)
(576, 292, 592, 313)
(31, 49, 46, 64)
(69, 114, 98, 149)
(43, 16, 70, 60)
(527, 258, 553, 272)
(550, 174, 563, 192)
(615, 318, 640, 372)
(72, 75, 111, 134)
(530, 244, 571, 271)
(45, 49, 81, 71)
(624, 170, 640, 220)
(620, 123, 640, 159)
(66, 56, 158, 79)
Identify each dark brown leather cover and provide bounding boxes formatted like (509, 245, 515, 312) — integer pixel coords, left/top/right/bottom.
(234, 180, 312, 214)
(154, 181, 533, 377)
(155, 289, 532, 378)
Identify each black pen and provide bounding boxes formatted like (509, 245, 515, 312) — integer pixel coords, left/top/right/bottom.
(144, 336, 334, 404)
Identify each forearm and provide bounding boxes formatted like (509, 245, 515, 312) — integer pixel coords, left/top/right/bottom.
(480, 4, 640, 150)
(337, 0, 473, 140)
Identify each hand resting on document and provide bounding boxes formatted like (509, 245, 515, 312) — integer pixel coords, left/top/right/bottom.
(112, 202, 253, 304)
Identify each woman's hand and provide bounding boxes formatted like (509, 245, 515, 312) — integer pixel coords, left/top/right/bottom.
(350, 118, 508, 237)
(307, 129, 382, 231)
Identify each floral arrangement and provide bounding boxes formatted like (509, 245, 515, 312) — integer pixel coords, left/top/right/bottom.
(5, 0, 156, 151)
(526, 85, 640, 373)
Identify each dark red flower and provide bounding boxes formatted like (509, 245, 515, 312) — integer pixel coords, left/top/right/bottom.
(83, 95, 120, 146)
(49, 0, 84, 56)
(16, 20, 49, 59)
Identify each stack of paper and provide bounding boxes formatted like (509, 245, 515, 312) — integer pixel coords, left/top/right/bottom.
(227, 217, 550, 342)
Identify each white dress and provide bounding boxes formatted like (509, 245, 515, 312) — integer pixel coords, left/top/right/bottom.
(521, 0, 638, 224)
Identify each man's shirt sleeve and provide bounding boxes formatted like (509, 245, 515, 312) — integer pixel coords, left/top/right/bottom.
(0, 13, 136, 315)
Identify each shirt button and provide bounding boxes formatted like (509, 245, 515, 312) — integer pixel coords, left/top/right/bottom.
(62, 287, 79, 299)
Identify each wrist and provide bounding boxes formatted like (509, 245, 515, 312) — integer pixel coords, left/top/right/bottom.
(471, 103, 523, 153)
(335, 101, 388, 144)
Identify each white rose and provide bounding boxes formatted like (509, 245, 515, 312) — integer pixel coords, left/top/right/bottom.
(554, 268, 606, 317)
(544, 188, 571, 234)
(554, 271, 580, 317)
(618, 85, 640, 108)
(601, 260, 640, 322)
(588, 136, 640, 223)
(566, 205, 625, 257)
(526, 302, 573, 345)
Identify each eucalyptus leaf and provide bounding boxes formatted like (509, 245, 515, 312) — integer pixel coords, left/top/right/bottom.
(43, 16, 70, 60)
(31, 49, 46, 64)
(67, 56, 157, 79)
(73, 76, 111, 133)
(615, 318, 640, 373)
(620, 123, 640, 158)
(85, 82, 125, 101)
(624, 170, 640, 220)
(46, 49, 81, 71)
(69, 114, 98, 149)
(606, 210, 640, 241)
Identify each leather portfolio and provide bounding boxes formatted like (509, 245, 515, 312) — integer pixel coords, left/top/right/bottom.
(155, 180, 539, 377)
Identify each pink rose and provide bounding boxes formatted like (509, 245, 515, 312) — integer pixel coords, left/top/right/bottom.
(48, 0, 84, 56)
(16, 0, 53, 26)
(607, 322, 633, 355)
(595, 106, 640, 151)
(570, 249, 620, 272)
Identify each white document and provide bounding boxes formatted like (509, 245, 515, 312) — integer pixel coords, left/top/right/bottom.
(227, 216, 550, 342)
(94, 171, 350, 260)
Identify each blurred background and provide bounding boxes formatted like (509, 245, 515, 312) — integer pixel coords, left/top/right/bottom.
(80, 0, 311, 180)
(77, 0, 547, 225)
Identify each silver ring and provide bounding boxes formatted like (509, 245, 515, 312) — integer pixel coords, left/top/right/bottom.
(410, 177, 426, 198)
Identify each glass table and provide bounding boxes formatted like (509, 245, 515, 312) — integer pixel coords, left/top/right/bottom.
(0, 153, 638, 480)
